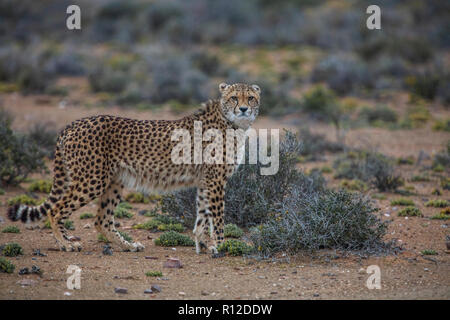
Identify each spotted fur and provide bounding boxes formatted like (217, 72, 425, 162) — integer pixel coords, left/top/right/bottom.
(7, 83, 261, 253)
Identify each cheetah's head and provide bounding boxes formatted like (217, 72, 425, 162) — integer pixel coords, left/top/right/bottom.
(219, 82, 260, 129)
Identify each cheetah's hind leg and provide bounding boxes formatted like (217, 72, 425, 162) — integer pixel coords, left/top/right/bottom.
(95, 183, 144, 252)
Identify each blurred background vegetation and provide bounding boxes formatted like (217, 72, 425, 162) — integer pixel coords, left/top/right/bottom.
(0, 0, 448, 115)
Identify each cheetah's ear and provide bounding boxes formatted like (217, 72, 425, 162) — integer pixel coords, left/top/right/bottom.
(251, 84, 260, 93)
(219, 82, 229, 93)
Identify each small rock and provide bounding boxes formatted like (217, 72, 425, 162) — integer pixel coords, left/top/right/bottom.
(145, 256, 158, 260)
(0, 217, 4, 224)
(144, 289, 153, 294)
(164, 258, 182, 268)
(103, 245, 113, 256)
(424, 268, 429, 272)
(151, 284, 162, 293)
(17, 279, 36, 287)
(19, 267, 30, 275)
(270, 291, 278, 295)
(258, 276, 266, 279)
(138, 210, 149, 216)
(31, 265, 42, 275)
(179, 291, 186, 296)
(64, 292, 72, 296)
(201, 290, 209, 296)
(83, 223, 91, 229)
(114, 287, 128, 294)
(313, 293, 320, 297)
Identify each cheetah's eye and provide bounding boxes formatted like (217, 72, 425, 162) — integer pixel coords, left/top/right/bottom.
(248, 96, 255, 102)
(230, 96, 238, 103)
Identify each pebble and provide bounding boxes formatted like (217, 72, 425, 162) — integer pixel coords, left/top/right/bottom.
(17, 279, 36, 287)
(144, 289, 153, 294)
(145, 256, 158, 260)
(313, 293, 320, 297)
(114, 287, 128, 294)
(102, 245, 113, 256)
(83, 223, 91, 229)
(151, 284, 162, 293)
(258, 275, 266, 279)
(138, 210, 149, 216)
(179, 291, 186, 296)
(64, 292, 72, 296)
(163, 258, 183, 268)
(201, 290, 209, 296)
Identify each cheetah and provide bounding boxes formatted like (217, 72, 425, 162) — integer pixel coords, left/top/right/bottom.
(8, 82, 261, 255)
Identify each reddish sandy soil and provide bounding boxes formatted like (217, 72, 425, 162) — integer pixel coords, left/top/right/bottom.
(0, 79, 449, 299)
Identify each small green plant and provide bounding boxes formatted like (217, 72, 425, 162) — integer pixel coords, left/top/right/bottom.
(217, 239, 253, 256)
(145, 271, 163, 277)
(64, 220, 75, 230)
(371, 193, 387, 200)
(396, 156, 414, 165)
(2, 226, 20, 233)
(398, 206, 422, 217)
(125, 192, 150, 204)
(80, 213, 95, 219)
(154, 231, 194, 247)
(390, 198, 415, 206)
(432, 164, 445, 173)
(224, 224, 244, 238)
(441, 177, 450, 190)
(431, 188, 442, 196)
(114, 202, 134, 219)
(432, 119, 450, 132)
(133, 214, 183, 232)
(118, 231, 133, 242)
(339, 179, 368, 192)
(320, 166, 333, 174)
(411, 174, 430, 182)
(425, 199, 449, 208)
(2, 242, 23, 257)
(28, 180, 52, 193)
(0, 257, 15, 273)
(421, 249, 437, 255)
(7, 194, 39, 206)
(430, 209, 449, 220)
(97, 234, 110, 243)
(43, 219, 51, 229)
(0, 188, 5, 195)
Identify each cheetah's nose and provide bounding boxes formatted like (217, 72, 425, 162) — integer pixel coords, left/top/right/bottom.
(239, 107, 248, 113)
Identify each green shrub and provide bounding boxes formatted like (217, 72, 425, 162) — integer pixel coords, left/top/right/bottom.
(371, 193, 387, 200)
(145, 271, 163, 277)
(390, 198, 415, 206)
(333, 150, 403, 192)
(125, 192, 151, 204)
(97, 234, 110, 243)
(7, 194, 39, 206)
(431, 188, 442, 196)
(396, 156, 415, 165)
(2, 242, 23, 257)
(358, 105, 398, 126)
(432, 119, 450, 132)
(118, 231, 132, 242)
(224, 224, 244, 238)
(320, 166, 333, 174)
(154, 231, 194, 247)
(0, 257, 15, 273)
(421, 249, 437, 255)
(218, 239, 253, 256)
(0, 109, 46, 186)
(114, 202, 134, 218)
(28, 180, 52, 193)
(64, 220, 75, 230)
(425, 199, 449, 208)
(411, 174, 430, 182)
(398, 206, 422, 217)
(339, 179, 368, 192)
(1, 226, 20, 233)
(26, 123, 58, 159)
(251, 189, 389, 256)
(430, 210, 449, 220)
(133, 214, 183, 232)
(80, 213, 95, 219)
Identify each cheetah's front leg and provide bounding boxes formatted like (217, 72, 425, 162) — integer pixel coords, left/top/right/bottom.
(194, 181, 226, 256)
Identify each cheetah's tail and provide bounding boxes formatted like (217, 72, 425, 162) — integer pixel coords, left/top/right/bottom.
(7, 134, 66, 224)
(7, 201, 51, 223)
